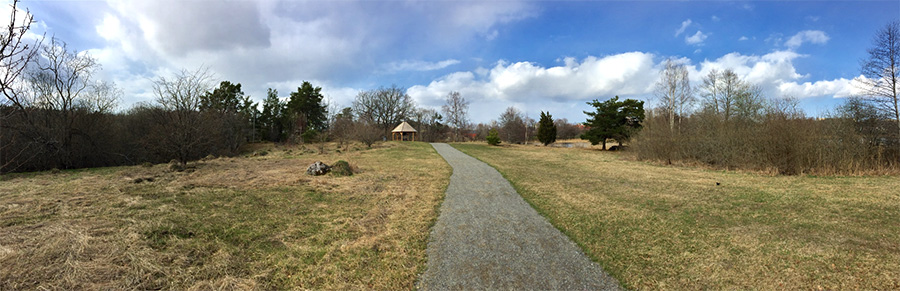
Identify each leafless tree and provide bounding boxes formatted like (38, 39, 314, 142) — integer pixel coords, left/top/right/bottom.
(24, 39, 109, 168)
(329, 106, 354, 148)
(858, 20, 900, 147)
(412, 107, 445, 142)
(554, 118, 584, 140)
(352, 85, 415, 137)
(654, 59, 693, 131)
(1, 0, 41, 112)
(353, 113, 382, 148)
(699, 69, 752, 121)
(32, 39, 100, 111)
(150, 67, 216, 165)
(498, 106, 526, 144)
(441, 91, 469, 141)
(0, 0, 42, 173)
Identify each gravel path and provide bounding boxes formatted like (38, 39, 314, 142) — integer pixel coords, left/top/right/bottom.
(417, 143, 621, 290)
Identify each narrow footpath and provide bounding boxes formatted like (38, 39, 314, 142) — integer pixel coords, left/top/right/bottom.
(417, 143, 620, 290)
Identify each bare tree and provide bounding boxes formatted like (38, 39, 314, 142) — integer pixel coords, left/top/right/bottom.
(353, 113, 382, 148)
(858, 20, 900, 147)
(699, 69, 750, 121)
(0, 0, 42, 173)
(1, 0, 41, 112)
(498, 106, 526, 144)
(25, 39, 109, 168)
(352, 85, 415, 137)
(441, 91, 469, 141)
(330, 107, 354, 148)
(412, 107, 445, 142)
(1, 36, 118, 172)
(150, 67, 216, 165)
(654, 59, 693, 131)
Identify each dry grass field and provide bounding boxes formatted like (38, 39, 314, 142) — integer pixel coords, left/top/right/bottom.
(453, 143, 900, 290)
(0, 142, 450, 290)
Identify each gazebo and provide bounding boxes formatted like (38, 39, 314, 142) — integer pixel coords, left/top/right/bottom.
(391, 121, 417, 141)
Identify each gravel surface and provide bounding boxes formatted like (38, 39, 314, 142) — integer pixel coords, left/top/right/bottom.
(417, 143, 621, 290)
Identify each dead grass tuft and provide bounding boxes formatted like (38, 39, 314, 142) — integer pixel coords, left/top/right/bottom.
(1, 141, 450, 289)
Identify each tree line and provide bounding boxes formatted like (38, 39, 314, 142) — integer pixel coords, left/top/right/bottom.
(635, 21, 900, 174)
(3, 1, 896, 175)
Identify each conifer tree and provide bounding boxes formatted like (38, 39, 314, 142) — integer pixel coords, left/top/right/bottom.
(537, 111, 557, 146)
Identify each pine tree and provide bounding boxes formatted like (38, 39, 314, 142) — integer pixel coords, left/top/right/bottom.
(537, 111, 557, 146)
(287, 81, 328, 141)
(581, 96, 645, 150)
(486, 128, 501, 146)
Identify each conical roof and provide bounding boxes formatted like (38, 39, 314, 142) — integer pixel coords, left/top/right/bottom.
(391, 121, 417, 133)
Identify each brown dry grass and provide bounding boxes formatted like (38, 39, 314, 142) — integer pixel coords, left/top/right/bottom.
(453, 142, 900, 290)
(0, 141, 450, 290)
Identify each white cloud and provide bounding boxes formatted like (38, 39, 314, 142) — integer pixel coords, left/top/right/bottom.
(739, 36, 749, 41)
(407, 53, 659, 121)
(675, 19, 692, 37)
(386, 59, 461, 73)
(711, 15, 720, 22)
(778, 78, 859, 98)
(685, 31, 709, 45)
(785, 30, 829, 49)
(74, 0, 537, 108)
(408, 50, 860, 122)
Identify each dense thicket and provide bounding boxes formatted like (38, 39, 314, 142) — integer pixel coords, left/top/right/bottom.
(633, 22, 900, 175)
(635, 98, 899, 175)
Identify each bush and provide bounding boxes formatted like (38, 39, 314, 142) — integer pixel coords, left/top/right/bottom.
(168, 159, 184, 172)
(302, 129, 318, 144)
(331, 160, 353, 176)
(634, 101, 900, 175)
(486, 129, 501, 146)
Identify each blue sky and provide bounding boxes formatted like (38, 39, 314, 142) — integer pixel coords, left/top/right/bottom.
(12, 0, 900, 123)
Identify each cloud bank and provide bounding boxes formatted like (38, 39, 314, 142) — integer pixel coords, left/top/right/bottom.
(407, 50, 862, 122)
(85, 0, 538, 104)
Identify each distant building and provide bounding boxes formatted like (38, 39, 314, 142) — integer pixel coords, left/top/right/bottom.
(391, 121, 418, 141)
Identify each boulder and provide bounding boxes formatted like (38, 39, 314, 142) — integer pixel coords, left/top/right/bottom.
(306, 161, 331, 176)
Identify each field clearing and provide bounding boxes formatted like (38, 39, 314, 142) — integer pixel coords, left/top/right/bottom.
(0, 142, 451, 290)
(453, 143, 900, 289)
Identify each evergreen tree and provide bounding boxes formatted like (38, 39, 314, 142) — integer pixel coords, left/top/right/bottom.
(200, 81, 244, 114)
(287, 81, 328, 140)
(537, 111, 557, 146)
(486, 128, 501, 146)
(259, 88, 286, 142)
(581, 96, 645, 150)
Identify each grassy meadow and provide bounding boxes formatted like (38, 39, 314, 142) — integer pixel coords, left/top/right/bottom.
(453, 143, 900, 290)
(0, 142, 450, 290)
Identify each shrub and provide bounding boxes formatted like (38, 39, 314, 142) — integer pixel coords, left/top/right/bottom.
(486, 129, 501, 146)
(168, 159, 184, 172)
(331, 160, 353, 176)
(302, 129, 318, 144)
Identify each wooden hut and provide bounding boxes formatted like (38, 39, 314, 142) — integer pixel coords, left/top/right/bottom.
(391, 121, 417, 141)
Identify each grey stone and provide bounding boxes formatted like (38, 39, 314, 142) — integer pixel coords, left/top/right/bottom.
(306, 161, 331, 176)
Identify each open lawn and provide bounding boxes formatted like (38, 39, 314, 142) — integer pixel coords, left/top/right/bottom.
(0, 142, 450, 290)
(453, 143, 900, 290)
